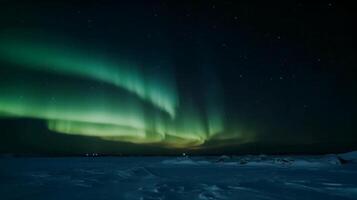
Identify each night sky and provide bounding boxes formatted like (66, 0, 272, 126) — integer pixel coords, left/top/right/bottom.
(0, 1, 356, 155)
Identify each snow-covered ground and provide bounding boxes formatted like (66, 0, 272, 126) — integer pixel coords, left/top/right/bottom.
(1, 152, 357, 200)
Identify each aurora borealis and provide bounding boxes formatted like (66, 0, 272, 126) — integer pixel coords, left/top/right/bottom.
(0, 32, 178, 118)
(0, 32, 229, 148)
(0, 1, 357, 155)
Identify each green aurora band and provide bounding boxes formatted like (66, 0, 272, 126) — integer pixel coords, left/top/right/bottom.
(0, 33, 177, 118)
(0, 32, 250, 149)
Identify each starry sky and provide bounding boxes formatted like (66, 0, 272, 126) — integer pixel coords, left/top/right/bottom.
(0, 1, 356, 155)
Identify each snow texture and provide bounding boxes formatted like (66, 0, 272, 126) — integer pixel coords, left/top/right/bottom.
(1, 153, 357, 199)
(339, 151, 357, 163)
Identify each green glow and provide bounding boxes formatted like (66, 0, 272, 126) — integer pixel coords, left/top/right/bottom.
(0, 79, 204, 147)
(0, 32, 249, 149)
(0, 33, 177, 117)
